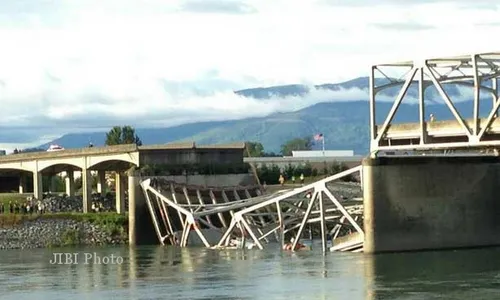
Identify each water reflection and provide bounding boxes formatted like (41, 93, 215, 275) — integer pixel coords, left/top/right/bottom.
(365, 247, 500, 299)
(0, 245, 499, 299)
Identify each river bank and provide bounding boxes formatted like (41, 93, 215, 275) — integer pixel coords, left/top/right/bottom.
(0, 213, 128, 249)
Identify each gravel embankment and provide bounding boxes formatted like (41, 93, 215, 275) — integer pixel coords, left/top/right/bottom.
(326, 182, 363, 200)
(263, 181, 362, 200)
(16, 193, 129, 213)
(0, 218, 127, 250)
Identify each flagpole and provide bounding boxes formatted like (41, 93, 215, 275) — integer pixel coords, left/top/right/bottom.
(322, 135, 325, 156)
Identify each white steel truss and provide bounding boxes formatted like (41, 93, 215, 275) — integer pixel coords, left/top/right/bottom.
(215, 166, 364, 253)
(140, 166, 364, 253)
(140, 179, 285, 247)
(370, 52, 500, 155)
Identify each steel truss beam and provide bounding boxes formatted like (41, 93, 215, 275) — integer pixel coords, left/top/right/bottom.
(141, 166, 364, 254)
(370, 52, 500, 155)
(215, 166, 364, 253)
(140, 179, 271, 247)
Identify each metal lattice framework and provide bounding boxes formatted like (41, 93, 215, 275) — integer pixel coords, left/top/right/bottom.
(370, 52, 500, 155)
(216, 166, 364, 253)
(140, 166, 364, 253)
(140, 179, 273, 247)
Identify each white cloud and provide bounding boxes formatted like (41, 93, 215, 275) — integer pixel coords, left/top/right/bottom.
(0, 0, 499, 145)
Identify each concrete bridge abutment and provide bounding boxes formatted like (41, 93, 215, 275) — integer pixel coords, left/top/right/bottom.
(363, 156, 500, 254)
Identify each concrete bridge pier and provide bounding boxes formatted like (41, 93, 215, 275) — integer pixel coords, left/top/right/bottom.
(97, 171, 106, 194)
(127, 168, 156, 246)
(363, 156, 500, 254)
(115, 172, 125, 214)
(49, 175, 58, 193)
(33, 172, 43, 200)
(19, 174, 27, 194)
(82, 169, 93, 213)
(65, 170, 75, 197)
(128, 171, 137, 246)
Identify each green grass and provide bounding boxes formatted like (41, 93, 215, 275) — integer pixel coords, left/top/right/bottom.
(0, 212, 128, 228)
(0, 193, 29, 207)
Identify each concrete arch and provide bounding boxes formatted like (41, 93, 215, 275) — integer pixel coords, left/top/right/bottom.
(37, 158, 85, 173)
(86, 152, 139, 170)
(0, 162, 34, 172)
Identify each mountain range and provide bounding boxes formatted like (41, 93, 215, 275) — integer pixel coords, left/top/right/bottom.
(37, 76, 495, 155)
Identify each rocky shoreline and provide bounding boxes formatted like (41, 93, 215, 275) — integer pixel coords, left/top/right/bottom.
(0, 217, 128, 250)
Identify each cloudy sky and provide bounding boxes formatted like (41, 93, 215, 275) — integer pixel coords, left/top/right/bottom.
(0, 0, 499, 150)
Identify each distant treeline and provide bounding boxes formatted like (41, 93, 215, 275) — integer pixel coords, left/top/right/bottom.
(12, 147, 45, 154)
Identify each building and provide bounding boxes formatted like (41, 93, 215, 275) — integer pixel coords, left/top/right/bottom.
(291, 150, 354, 158)
(244, 149, 362, 170)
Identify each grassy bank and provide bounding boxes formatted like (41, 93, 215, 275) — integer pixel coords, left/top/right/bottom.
(0, 193, 30, 207)
(0, 212, 127, 233)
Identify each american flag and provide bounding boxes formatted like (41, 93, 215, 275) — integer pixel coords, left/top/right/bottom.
(313, 133, 323, 141)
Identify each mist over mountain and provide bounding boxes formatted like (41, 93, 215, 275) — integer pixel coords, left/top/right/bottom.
(35, 76, 494, 155)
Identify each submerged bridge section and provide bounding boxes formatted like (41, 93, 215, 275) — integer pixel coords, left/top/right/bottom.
(139, 167, 363, 252)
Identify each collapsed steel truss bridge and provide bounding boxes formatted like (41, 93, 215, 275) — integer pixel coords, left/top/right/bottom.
(141, 167, 364, 253)
(139, 51, 500, 254)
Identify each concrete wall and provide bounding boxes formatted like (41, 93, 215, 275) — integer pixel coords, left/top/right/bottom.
(363, 156, 500, 253)
(151, 173, 256, 187)
(140, 148, 244, 166)
(244, 157, 363, 170)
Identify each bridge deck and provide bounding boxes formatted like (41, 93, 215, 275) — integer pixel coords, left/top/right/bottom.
(0, 144, 138, 163)
(0, 142, 246, 163)
(376, 117, 500, 150)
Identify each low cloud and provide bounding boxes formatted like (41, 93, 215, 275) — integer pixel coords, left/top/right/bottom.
(320, 0, 498, 7)
(179, 0, 257, 14)
(475, 22, 500, 27)
(371, 22, 435, 31)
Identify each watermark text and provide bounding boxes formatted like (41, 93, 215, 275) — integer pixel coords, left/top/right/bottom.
(49, 252, 124, 265)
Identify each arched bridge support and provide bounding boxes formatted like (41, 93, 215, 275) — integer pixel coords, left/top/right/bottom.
(0, 146, 140, 213)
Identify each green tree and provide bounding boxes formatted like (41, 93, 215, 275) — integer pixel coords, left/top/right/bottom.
(245, 142, 265, 157)
(105, 125, 142, 146)
(43, 175, 65, 192)
(256, 164, 281, 185)
(21, 147, 45, 153)
(280, 137, 313, 156)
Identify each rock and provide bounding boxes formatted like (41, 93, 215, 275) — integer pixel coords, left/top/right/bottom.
(0, 218, 128, 250)
(21, 192, 130, 213)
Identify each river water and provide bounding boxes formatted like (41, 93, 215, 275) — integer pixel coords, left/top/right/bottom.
(0, 243, 499, 299)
